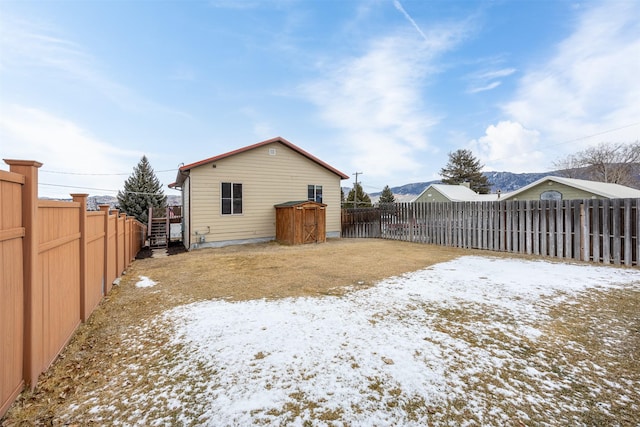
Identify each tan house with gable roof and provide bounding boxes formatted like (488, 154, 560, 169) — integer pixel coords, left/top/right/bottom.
(502, 176, 640, 201)
(170, 137, 349, 250)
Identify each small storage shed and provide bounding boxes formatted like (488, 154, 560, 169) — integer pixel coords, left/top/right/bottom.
(275, 200, 327, 245)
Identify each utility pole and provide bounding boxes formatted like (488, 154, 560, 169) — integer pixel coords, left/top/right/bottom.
(352, 172, 363, 209)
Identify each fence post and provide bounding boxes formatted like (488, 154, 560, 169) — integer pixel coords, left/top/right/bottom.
(112, 209, 120, 277)
(120, 213, 127, 273)
(99, 205, 110, 295)
(127, 219, 132, 263)
(623, 198, 632, 266)
(124, 217, 130, 267)
(4, 160, 42, 389)
(71, 194, 90, 322)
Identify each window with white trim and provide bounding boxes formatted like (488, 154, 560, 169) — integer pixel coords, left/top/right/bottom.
(540, 190, 562, 201)
(221, 182, 243, 215)
(308, 185, 323, 203)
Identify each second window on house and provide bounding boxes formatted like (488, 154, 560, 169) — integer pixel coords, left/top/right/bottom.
(308, 185, 322, 203)
(221, 182, 243, 215)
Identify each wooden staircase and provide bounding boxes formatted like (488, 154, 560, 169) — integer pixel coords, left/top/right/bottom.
(149, 217, 168, 248)
(147, 206, 182, 249)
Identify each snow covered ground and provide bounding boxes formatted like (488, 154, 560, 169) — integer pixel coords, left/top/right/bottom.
(64, 256, 640, 426)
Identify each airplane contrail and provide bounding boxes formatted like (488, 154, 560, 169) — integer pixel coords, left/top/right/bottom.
(393, 0, 428, 42)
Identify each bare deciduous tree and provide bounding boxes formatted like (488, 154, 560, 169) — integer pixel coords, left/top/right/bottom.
(552, 154, 584, 178)
(553, 141, 640, 187)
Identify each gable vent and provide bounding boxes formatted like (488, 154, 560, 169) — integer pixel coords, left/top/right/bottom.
(269, 148, 277, 156)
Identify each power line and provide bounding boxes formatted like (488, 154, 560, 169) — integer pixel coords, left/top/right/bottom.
(537, 121, 640, 150)
(40, 168, 178, 176)
(40, 183, 118, 192)
(39, 182, 178, 195)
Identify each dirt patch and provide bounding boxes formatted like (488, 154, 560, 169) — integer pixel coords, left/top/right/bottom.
(134, 246, 152, 259)
(136, 241, 187, 260)
(167, 241, 187, 256)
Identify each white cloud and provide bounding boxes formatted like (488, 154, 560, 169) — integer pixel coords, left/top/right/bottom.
(0, 14, 191, 118)
(468, 81, 501, 94)
(302, 19, 469, 181)
(501, 1, 640, 153)
(0, 105, 142, 198)
(475, 68, 516, 80)
(467, 67, 515, 93)
(468, 120, 542, 172)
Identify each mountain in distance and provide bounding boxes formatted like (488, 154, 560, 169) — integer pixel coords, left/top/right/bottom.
(45, 194, 183, 210)
(368, 171, 553, 199)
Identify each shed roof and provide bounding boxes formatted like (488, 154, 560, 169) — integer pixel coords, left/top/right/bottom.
(171, 136, 349, 187)
(274, 200, 327, 208)
(504, 176, 640, 200)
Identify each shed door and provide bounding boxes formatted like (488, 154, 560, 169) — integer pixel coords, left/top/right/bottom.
(303, 207, 318, 243)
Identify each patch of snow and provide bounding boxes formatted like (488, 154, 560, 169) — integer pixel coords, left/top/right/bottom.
(135, 276, 157, 288)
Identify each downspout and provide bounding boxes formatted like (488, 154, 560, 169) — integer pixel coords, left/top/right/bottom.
(174, 164, 190, 250)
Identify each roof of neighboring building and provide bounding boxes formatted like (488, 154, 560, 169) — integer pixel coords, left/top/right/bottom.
(171, 136, 349, 188)
(413, 184, 500, 202)
(505, 176, 640, 199)
(274, 200, 327, 208)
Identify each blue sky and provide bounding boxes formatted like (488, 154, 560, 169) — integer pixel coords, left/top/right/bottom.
(1, 0, 639, 198)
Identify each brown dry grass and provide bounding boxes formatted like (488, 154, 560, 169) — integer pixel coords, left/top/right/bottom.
(139, 237, 478, 303)
(539, 287, 640, 426)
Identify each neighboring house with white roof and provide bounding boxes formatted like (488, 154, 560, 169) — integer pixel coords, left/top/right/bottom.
(412, 183, 500, 203)
(170, 137, 349, 250)
(412, 177, 640, 204)
(501, 176, 640, 201)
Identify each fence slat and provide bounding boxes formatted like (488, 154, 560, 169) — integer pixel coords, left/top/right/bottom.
(611, 199, 622, 265)
(581, 200, 590, 262)
(563, 201, 572, 259)
(623, 199, 632, 266)
(602, 199, 611, 263)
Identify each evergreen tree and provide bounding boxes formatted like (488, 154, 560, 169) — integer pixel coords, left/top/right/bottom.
(344, 182, 372, 208)
(117, 156, 167, 224)
(440, 149, 491, 194)
(378, 185, 396, 204)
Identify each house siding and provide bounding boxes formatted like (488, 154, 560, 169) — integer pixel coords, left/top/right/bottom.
(189, 141, 342, 247)
(414, 188, 451, 203)
(505, 181, 599, 201)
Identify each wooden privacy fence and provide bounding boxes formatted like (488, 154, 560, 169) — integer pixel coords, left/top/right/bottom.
(342, 199, 640, 266)
(1, 160, 146, 418)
